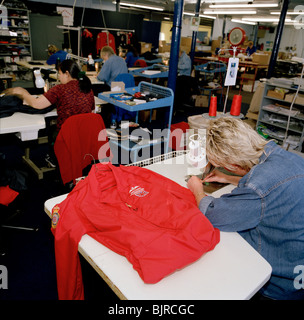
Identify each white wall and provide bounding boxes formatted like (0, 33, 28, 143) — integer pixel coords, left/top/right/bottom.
(28, 0, 115, 11)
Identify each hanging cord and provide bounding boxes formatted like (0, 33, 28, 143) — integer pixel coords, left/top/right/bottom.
(99, 0, 107, 29)
(283, 62, 304, 150)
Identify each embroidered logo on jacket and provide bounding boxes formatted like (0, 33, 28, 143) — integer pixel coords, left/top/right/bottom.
(52, 205, 60, 229)
(129, 186, 149, 198)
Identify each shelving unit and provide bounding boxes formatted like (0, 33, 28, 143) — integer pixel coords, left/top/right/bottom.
(0, 5, 32, 81)
(256, 80, 304, 150)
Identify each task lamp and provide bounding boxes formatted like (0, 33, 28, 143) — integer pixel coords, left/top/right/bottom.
(34, 69, 45, 89)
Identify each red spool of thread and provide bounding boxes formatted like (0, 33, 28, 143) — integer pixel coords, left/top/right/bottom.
(209, 95, 217, 117)
(230, 94, 242, 116)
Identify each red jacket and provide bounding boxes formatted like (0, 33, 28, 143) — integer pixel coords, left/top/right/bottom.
(51, 163, 220, 300)
(54, 113, 112, 185)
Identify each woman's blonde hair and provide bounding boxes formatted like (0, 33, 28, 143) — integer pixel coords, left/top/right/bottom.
(206, 118, 268, 171)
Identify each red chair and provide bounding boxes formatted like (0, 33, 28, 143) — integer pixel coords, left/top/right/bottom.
(134, 59, 147, 67)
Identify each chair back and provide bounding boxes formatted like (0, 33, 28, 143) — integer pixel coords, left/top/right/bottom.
(134, 59, 148, 67)
(114, 73, 135, 88)
(113, 74, 136, 122)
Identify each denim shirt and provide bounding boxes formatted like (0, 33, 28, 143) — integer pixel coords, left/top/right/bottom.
(97, 55, 128, 86)
(178, 51, 192, 76)
(199, 141, 304, 300)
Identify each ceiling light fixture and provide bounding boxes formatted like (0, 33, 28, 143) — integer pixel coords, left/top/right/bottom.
(210, 4, 278, 8)
(200, 14, 217, 20)
(231, 19, 257, 25)
(271, 11, 304, 15)
(204, 10, 257, 15)
(184, 11, 217, 19)
(204, 0, 251, 3)
(113, 1, 164, 11)
(242, 17, 292, 22)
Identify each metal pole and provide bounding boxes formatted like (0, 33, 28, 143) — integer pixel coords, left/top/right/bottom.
(253, 23, 258, 47)
(116, 0, 120, 12)
(190, 0, 201, 65)
(167, 0, 184, 93)
(267, 0, 289, 78)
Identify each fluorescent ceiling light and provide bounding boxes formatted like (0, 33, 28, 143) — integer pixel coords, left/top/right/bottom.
(113, 1, 164, 11)
(210, 4, 278, 8)
(231, 19, 257, 25)
(273, 21, 304, 26)
(204, 0, 251, 2)
(184, 11, 216, 19)
(199, 14, 217, 20)
(271, 11, 304, 15)
(204, 10, 257, 15)
(184, 12, 195, 16)
(242, 17, 292, 22)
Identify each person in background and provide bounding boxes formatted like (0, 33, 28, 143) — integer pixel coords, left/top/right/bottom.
(46, 44, 68, 65)
(97, 46, 128, 90)
(187, 117, 304, 300)
(178, 49, 192, 76)
(5, 59, 94, 132)
(174, 49, 198, 112)
(246, 41, 257, 56)
(125, 45, 139, 68)
(5, 59, 95, 168)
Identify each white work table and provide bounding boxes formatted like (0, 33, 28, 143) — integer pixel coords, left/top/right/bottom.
(0, 110, 58, 179)
(44, 152, 272, 300)
(0, 110, 57, 141)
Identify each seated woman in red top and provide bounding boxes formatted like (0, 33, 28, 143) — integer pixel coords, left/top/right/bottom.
(5, 59, 95, 131)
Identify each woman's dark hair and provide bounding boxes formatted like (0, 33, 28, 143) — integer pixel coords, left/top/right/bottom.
(127, 45, 139, 57)
(59, 59, 92, 94)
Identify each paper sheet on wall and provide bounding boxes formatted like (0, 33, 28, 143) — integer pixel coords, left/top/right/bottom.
(224, 57, 239, 86)
(0, 5, 8, 29)
(57, 7, 74, 26)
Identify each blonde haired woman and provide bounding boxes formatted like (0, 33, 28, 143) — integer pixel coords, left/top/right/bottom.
(187, 117, 304, 300)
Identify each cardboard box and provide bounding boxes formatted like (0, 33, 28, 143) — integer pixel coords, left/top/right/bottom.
(181, 37, 192, 47)
(180, 45, 190, 54)
(139, 42, 152, 54)
(211, 40, 221, 53)
(267, 89, 286, 100)
(111, 81, 125, 91)
(139, 110, 156, 122)
(285, 93, 304, 105)
(159, 44, 171, 53)
(195, 95, 209, 107)
(252, 53, 270, 65)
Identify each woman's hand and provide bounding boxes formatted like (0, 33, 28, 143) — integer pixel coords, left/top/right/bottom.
(204, 169, 242, 186)
(4, 87, 51, 110)
(187, 176, 207, 206)
(4, 87, 29, 98)
(203, 169, 231, 184)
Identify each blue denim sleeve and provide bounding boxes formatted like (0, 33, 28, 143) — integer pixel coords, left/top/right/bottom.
(198, 186, 262, 232)
(97, 62, 110, 82)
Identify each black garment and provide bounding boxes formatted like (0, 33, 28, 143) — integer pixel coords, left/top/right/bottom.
(0, 153, 28, 193)
(0, 95, 55, 118)
(174, 76, 200, 110)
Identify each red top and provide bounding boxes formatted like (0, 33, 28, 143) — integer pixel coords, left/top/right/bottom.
(44, 80, 94, 130)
